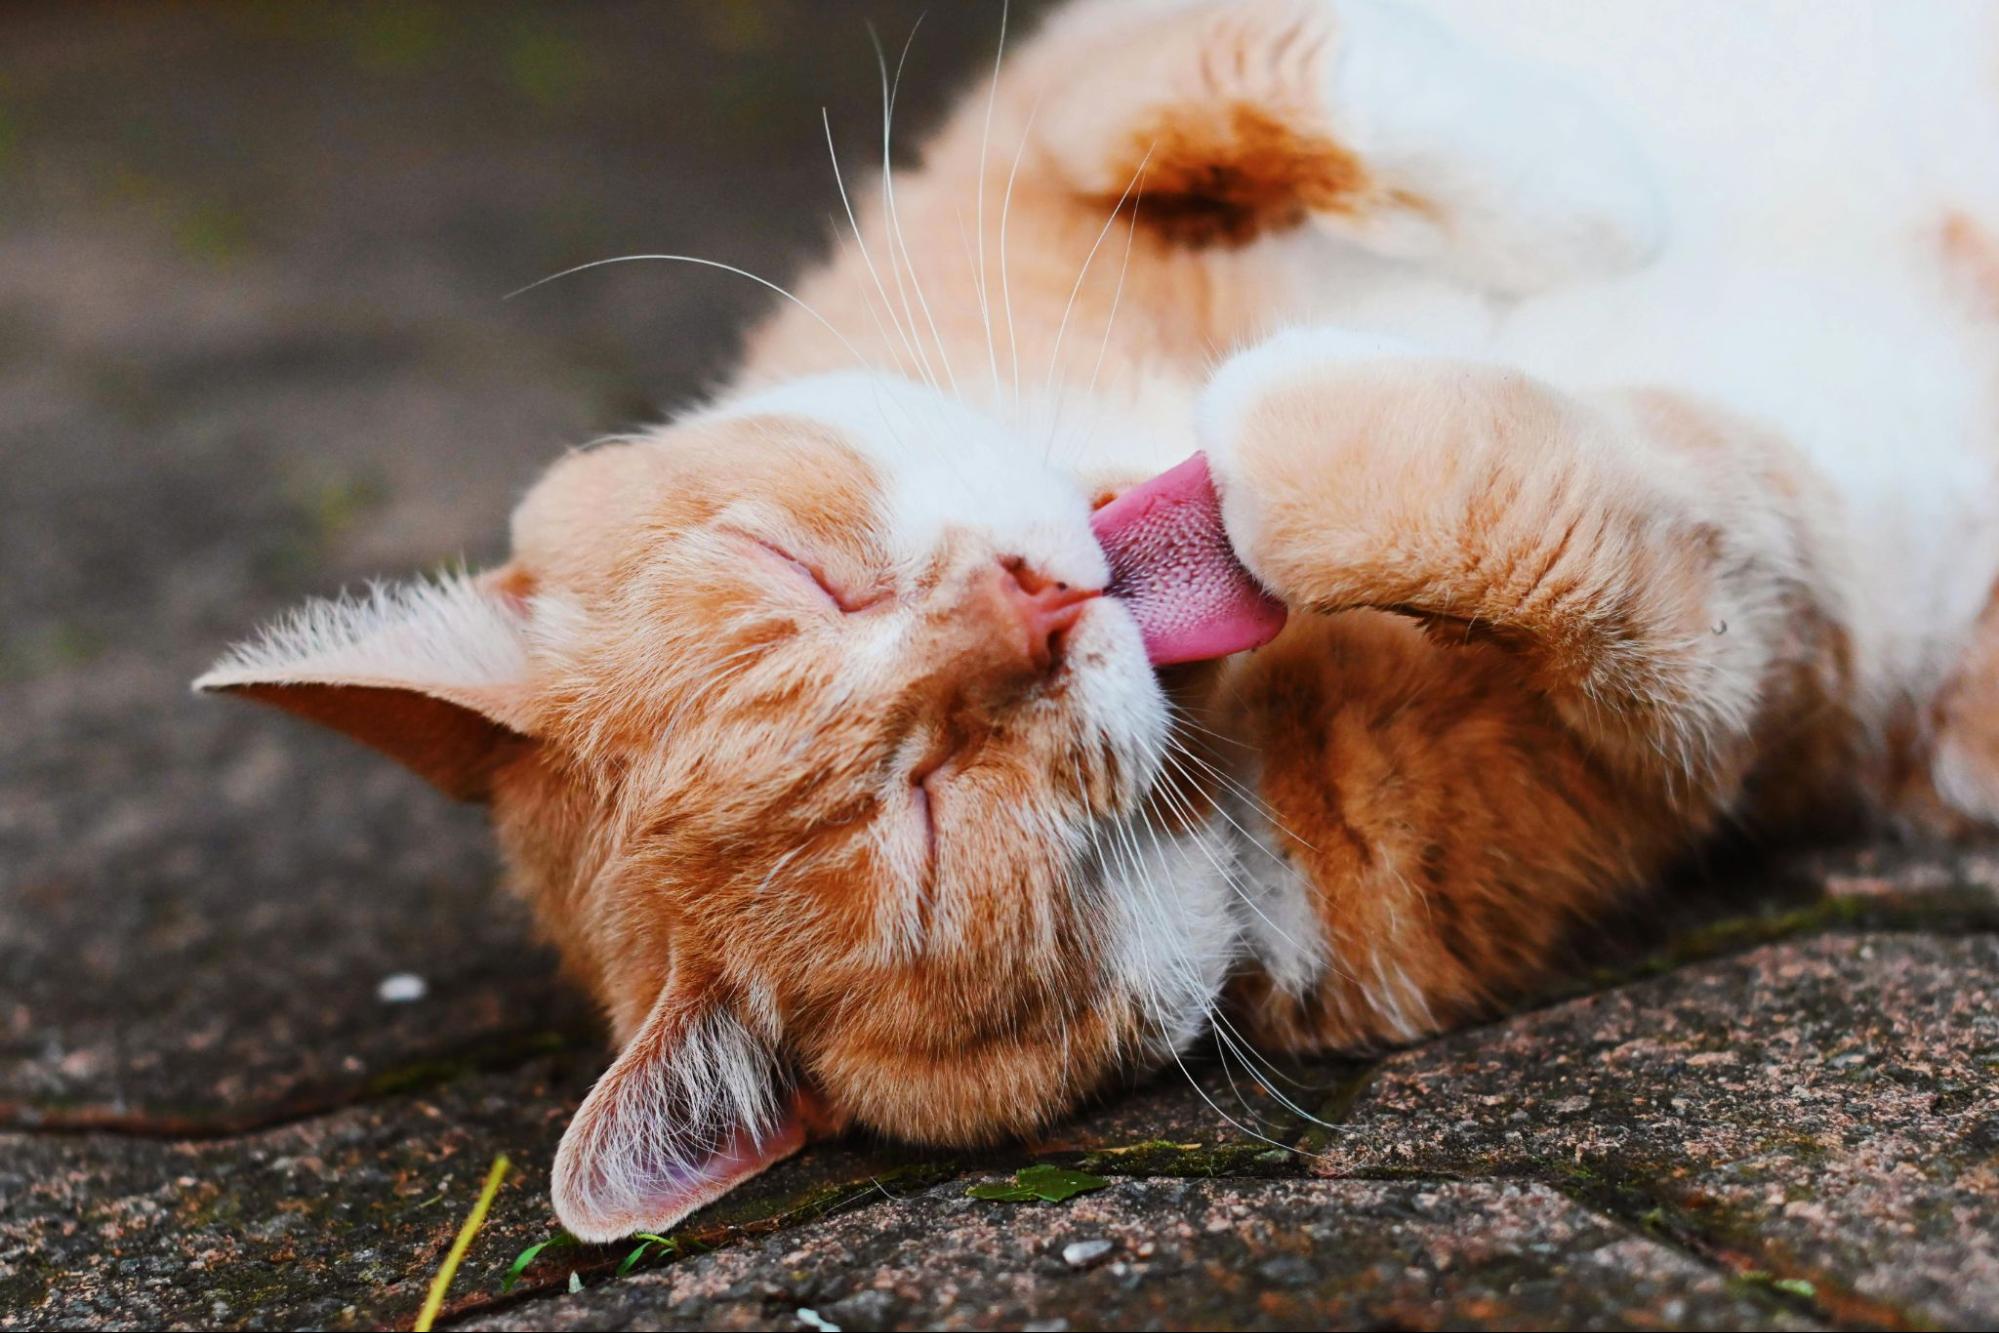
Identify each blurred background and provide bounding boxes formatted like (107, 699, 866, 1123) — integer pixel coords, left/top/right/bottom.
(0, 0, 1036, 1124)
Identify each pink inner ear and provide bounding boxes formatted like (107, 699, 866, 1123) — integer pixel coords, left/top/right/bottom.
(647, 1107, 810, 1220)
(554, 1081, 815, 1245)
(1091, 453, 1288, 666)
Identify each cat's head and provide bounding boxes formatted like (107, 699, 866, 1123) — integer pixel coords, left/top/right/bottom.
(199, 373, 1239, 1241)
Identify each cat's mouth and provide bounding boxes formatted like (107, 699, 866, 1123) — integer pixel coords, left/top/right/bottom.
(1091, 453, 1287, 666)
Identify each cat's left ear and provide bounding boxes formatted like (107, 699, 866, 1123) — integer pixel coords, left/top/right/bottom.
(194, 569, 542, 801)
(552, 972, 820, 1243)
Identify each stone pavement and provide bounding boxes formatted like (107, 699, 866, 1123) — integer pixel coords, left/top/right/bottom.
(3, 5, 1996, 1330)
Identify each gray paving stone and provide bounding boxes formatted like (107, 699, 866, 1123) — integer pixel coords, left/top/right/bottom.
(1312, 933, 1999, 1329)
(460, 1175, 1818, 1332)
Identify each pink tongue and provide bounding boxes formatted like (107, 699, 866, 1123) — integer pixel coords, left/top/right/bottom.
(1090, 453, 1288, 666)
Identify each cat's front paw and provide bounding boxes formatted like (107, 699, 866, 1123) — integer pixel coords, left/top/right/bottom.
(1195, 327, 1435, 600)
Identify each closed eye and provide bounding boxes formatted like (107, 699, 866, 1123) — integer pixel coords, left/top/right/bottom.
(733, 531, 883, 613)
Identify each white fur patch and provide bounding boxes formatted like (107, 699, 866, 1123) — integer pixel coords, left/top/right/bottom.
(1323, 0, 1667, 294)
(1220, 762, 1328, 1001)
(703, 372, 1109, 593)
(1090, 816, 1238, 1058)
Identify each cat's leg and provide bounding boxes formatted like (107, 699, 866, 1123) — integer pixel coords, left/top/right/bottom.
(1020, 0, 1663, 295)
(1193, 329, 1855, 1048)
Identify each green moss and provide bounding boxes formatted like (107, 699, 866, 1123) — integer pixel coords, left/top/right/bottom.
(499, 1159, 964, 1296)
(689, 1156, 961, 1244)
(1292, 1062, 1383, 1155)
(1728, 1271, 1822, 1310)
(966, 1164, 1111, 1202)
(1071, 1137, 1298, 1178)
(1521, 1155, 1898, 1329)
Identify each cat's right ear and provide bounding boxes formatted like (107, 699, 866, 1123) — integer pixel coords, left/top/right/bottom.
(194, 569, 543, 801)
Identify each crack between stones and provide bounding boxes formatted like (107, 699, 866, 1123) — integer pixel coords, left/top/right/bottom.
(0, 1027, 593, 1142)
(1507, 1164, 1919, 1332)
(433, 1162, 1818, 1329)
(421, 1161, 1438, 1329)
(426, 1173, 936, 1329)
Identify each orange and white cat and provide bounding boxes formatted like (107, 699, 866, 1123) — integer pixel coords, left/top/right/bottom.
(199, 0, 1999, 1241)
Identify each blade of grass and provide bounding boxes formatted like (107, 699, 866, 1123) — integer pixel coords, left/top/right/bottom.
(501, 1236, 567, 1294)
(413, 1154, 511, 1332)
(615, 1231, 679, 1277)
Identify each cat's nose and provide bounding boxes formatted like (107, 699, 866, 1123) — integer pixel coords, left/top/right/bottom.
(994, 557, 1100, 672)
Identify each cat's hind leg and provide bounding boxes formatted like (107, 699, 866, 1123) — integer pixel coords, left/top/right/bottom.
(1020, 0, 1664, 295)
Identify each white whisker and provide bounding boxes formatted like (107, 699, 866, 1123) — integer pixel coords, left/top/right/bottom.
(504, 254, 870, 373)
(1067, 166, 1145, 462)
(823, 109, 927, 381)
(1166, 1042, 1319, 1160)
(868, 21, 952, 396)
(998, 97, 1040, 405)
(973, 0, 1010, 399)
(882, 16, 961, 400)
(1042, 146, 1153, 459)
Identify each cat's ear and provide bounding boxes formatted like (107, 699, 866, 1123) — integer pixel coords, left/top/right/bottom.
(552, 973, 815, 1243)
(193, 569, 541, 801)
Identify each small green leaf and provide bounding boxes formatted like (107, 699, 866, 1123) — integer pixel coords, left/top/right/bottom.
(1771, 1278, 1817, 1299)
(568, 1271, 584, 1294)
(966, 1181, 1040, 1202)
(617, 1242, 652, 1276)
(967, 1165, 1111, 1204)
(501, 1234, 574, 1294)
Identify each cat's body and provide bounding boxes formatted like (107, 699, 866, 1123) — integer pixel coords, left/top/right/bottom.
(755, 0, 1999, 782)
(201, 0, 1999, 1240)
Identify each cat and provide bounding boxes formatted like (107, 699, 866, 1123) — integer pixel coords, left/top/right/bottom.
(197, 0, 1999, 1242)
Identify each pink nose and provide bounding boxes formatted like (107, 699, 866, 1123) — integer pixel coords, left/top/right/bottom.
(996, 557, 1100, 671)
